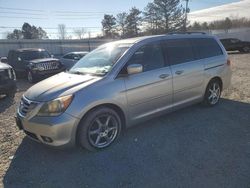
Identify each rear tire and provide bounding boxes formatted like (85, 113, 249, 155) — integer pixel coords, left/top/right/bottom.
(77, 107, 122, 151)
(203, 79, 222, 106)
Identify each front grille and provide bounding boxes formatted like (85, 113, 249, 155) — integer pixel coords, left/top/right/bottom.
(19, 96, 39, 117)
(37, 61, 59, 71)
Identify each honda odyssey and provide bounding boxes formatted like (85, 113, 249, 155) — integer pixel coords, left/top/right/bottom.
(16, 33, 232, 151)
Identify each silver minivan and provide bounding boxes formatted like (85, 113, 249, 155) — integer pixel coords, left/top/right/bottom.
(16, 33, 232, 151)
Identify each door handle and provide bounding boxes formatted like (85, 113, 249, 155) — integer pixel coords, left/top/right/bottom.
(175, 70, 184, 75)
(159, 74, 170, 79)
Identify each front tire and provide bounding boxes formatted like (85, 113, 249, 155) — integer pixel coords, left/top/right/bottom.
(27, 70, 36, 83)
(203, 79, 221, 106)
(77, 107, 122, 151)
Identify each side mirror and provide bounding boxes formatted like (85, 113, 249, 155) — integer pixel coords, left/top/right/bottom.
(17, 57, 22, 62)
(127, 64, 143, 75)
(0, 57, 8, 63)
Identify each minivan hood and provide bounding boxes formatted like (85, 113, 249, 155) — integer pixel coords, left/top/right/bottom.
(25, 72, 102, 101)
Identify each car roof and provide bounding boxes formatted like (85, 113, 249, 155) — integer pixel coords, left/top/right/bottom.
(13, 48, 46, 52)
(106, 33, 215, 46)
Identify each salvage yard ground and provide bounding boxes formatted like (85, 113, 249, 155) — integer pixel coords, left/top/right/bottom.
(0, 53, 250, 188)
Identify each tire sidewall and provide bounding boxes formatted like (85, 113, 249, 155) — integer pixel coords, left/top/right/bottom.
(27, 70, 35, 83)
(203, 80, 221, 106)
(77, 107, 122, 151)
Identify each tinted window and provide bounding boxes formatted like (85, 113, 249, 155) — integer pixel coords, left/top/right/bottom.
(20, 51, 50, 60)
(191, 38, 223, 59)
(163, 39, 195, 65)
(231, 39, 240, 43)
(63, 54, 74, 59)
(127, 43, 165, 72)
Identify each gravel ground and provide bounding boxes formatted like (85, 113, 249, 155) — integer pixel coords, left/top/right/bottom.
(0, 53, 250, 188)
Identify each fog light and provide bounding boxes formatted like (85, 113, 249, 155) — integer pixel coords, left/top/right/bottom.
(41, 136, 53, 143)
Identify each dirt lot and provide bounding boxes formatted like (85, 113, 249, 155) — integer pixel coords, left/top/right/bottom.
(0, 53, 250, 188)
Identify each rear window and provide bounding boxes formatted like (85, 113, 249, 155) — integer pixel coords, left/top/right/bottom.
(191, 38, 223, 59)
(163, 39, 196, 65)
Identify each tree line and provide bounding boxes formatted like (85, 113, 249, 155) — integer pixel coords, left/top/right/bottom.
(101, 0, 186, 38)
(5, 0, 250, 40)
(189, 17, 250, 32)
(6, 23, 48, 40)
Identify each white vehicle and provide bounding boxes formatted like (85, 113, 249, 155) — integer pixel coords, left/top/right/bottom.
(60, 51, 89, 70)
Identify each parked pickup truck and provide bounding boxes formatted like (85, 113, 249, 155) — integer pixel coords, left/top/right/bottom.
(220, 38, 250, 53)
(7, 48, 65, 83)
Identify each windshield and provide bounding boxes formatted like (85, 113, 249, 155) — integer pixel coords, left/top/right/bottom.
(69, 43, 130, 76)
(21, 50, 51, 60)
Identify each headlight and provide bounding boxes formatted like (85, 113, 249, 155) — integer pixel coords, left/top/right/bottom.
(37, 95, 73, 116)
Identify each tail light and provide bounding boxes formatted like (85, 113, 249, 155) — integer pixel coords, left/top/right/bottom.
(227, 59, 231, 66)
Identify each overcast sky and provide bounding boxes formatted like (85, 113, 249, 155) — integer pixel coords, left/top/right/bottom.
(0, 0, 249, 39)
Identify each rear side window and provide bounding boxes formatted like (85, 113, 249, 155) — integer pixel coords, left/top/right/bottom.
(163, 39, 195, 65)
(127, 43, 165, 72)
(191, 38, 223, 59)
(63, 54, 74, 59)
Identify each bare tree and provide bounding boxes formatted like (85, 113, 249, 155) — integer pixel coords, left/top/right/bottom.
(74, 28, 85, 39)
(58, 24, 67, 39)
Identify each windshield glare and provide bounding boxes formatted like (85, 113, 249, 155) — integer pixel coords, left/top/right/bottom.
(70, 43, 129, 76)
(21, 51, 51, 60)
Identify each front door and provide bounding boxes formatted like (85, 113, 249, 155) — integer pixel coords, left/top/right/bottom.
(123, 42, 173, 121)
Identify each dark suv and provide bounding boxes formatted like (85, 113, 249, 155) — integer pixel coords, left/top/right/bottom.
(220, 38, 250, 53)
(8, 48, 65, 83)
(0, 62, 16, 97)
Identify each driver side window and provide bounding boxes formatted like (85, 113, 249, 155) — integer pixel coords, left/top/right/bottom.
(127, 43, 165, 73)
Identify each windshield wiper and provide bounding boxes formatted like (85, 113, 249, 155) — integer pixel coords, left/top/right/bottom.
(68, 70, 85, 75)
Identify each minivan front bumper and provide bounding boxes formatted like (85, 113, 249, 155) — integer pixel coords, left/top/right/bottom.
(16, 111, 80, 147)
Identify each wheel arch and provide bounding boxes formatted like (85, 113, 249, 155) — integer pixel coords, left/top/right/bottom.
(209, 76, 223, 90)
(75, 103, 127, 143)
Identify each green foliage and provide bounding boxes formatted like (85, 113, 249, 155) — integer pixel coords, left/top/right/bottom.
(152, 0, 185, 33)
(7, 22, 48, 39)
(116, 12, 128, 38)
(124, 7, 142, 38)
(102, 0, 185, 39)
(101, 14, 117, 38)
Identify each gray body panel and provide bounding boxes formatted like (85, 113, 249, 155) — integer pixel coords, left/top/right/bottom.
(17, 34, 232, 147)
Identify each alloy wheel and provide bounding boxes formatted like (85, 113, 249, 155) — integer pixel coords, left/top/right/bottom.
(208, 82, 221, 105)
(88, 114, 118, 148)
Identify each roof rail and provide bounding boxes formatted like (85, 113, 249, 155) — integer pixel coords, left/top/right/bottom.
(168, 31, 207, 35)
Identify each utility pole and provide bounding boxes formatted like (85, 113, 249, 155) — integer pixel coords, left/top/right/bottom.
(183, 0, 190, 31)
